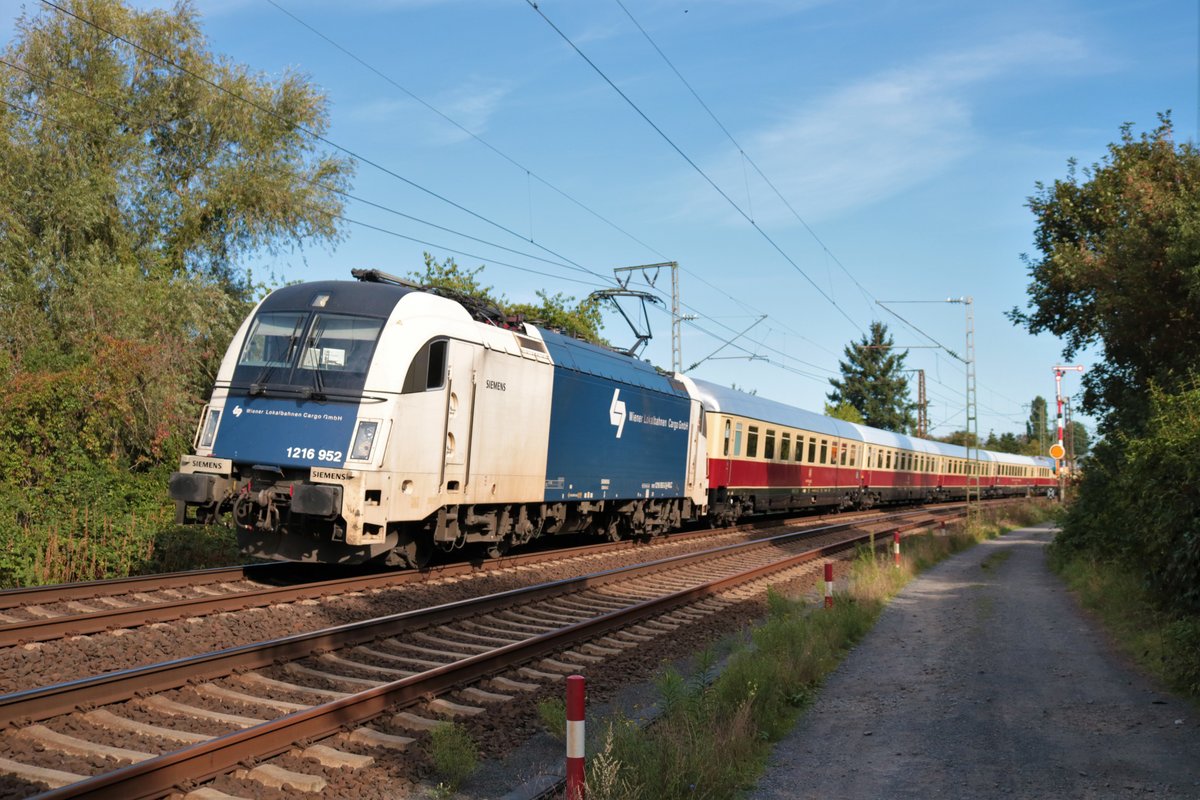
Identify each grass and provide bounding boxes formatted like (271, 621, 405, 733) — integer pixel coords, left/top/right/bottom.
(1054, 555, 1200, 701)
(579, 501, 1054, 800)
(425, 721, 479, 796)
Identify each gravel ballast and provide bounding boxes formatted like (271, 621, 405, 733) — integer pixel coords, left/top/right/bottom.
(747, 523, 1200, 799)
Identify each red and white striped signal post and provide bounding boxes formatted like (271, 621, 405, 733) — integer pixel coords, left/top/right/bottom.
(824, 563, 834, 608)
(894, 531, 901, 568)
(566, 674, 586, 800)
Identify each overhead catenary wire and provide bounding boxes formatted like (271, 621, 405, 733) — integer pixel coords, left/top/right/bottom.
(612, 0, 877, 316)
(524, 0, 865, 335)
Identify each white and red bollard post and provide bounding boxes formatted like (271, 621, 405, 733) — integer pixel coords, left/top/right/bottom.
(566, 674, 586, 800)
(824, 562, 834, 608)
(893, 531, 901, 569)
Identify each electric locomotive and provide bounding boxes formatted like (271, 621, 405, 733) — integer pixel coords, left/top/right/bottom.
(169, 270, 707, 567)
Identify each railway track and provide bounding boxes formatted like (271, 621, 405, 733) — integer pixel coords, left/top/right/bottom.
(0, 506, 957, 800)
(0, 506, 911, 649)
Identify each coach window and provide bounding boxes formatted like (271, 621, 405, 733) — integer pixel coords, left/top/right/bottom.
(780, 432, 791, 461)
(819, 439, 828, 464)
(807, 437, 816, 463)
(747, 426, 759, 458)
(848, 445, 856, 467)
(764, 429, 776, 460)
(734, 423, 744, 456)
(841, 444, 849, 466)
(723, 419, 732, 456)
(830, 441, 838, 464)
(886, 451, 892, 470)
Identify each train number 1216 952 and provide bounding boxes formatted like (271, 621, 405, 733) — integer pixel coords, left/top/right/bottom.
(286, 447, 344, 462)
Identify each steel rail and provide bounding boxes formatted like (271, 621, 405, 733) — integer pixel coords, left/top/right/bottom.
(0, 507, 947, 729)
(32, 509, 956, 800)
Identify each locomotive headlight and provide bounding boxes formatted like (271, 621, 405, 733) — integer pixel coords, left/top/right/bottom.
(349, 420, 380, 461)
(197, 408, 221, 449)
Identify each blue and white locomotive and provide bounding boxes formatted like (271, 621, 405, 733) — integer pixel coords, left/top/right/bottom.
(169, 270, 707, 567)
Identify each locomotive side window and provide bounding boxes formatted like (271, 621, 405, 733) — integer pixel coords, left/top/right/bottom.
(780, 432, 791, 461)
(764, 429, 776, 460)
(723, 419, 732, 456)
(403, 338, 449, 393)
(747, 426, 760, 458)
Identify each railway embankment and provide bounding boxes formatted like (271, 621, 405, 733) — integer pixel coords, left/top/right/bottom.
(746, 523, 1199, 799)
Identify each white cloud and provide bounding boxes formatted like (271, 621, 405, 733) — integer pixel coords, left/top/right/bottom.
(679, 32, 1090, 226)
(348, 79, 512, 146)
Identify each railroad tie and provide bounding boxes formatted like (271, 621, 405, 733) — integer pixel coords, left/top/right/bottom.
(15, 724, 155, 763)
(82, 709, 210, 744)
(317, 652, 415, 679)
(539, 657, 590, 673)
(0, 612, 19, 624)
(392, 711, 446, 731)
(196, 683, 311, 713)
(140, 695, 266, 729)
(22, 605, 62, 619)
(235, 764, 326, 793)
(428, 698, 485, 718)
(344, 727, 414, 751)
(92, 596, 133, 608)
(0, 756, 86, 789)
(458, 687, 514, 704)
(579, 642, 623, 657)
(352, 644, 442, 670)
(283, 662, 388, 690)
(177, 787, 252, 800)
(490, 676, 540, 692)
(64, 601, 101, 614)
(299, 743, 374, 770)
(517, 666, 564, 682)
(235, 672, 350, 700)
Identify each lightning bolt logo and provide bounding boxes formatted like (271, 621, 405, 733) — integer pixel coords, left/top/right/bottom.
(609, 388, 627, 438)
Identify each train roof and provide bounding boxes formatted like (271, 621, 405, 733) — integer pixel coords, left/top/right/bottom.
(537, 328, 689, 396)
(260, 280, 416, 318)
(688, 377, 1049, 467)
(687, 378, 855, 439)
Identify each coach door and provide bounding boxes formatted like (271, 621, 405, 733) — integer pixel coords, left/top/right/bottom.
(440, 340, 482, 495)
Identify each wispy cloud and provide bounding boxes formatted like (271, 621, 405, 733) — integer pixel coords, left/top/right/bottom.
(678, 32, 1090, 226)
(348, 79, 512, 146)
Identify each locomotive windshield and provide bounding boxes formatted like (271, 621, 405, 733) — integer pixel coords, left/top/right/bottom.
(234, 311, 384, 394)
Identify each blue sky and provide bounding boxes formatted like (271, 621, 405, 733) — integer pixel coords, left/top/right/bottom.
(4, 0, 1195, 441)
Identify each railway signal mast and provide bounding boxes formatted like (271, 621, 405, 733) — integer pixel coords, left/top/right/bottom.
(1051, 365, 1084, 502)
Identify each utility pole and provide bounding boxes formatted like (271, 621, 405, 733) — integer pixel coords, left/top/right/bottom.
(613, 262, 689, 372)
(901, 369, 927, 437)
(1051, 365, 1084, 503)
(948, 297, 978, 526)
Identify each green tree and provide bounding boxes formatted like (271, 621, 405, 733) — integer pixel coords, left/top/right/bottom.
(408, 253, 604, 344)
(823, 401, 864, 424)
(1024, 396, 1051, 455)
(1014, 115, 1200, 616)
(827, 321, 915, 433)
(1009, 114, 1200, 433)
(0, 0, 351, 537)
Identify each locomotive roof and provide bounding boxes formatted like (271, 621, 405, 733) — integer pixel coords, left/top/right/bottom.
(261, 280, 416, 318)
(538, 328, 689, 396)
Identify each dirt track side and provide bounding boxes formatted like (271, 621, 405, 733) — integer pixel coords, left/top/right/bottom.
(747, 524, 1200, 800)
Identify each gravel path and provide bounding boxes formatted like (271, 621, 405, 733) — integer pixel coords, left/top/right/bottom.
(747, 523, 1200, 800)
